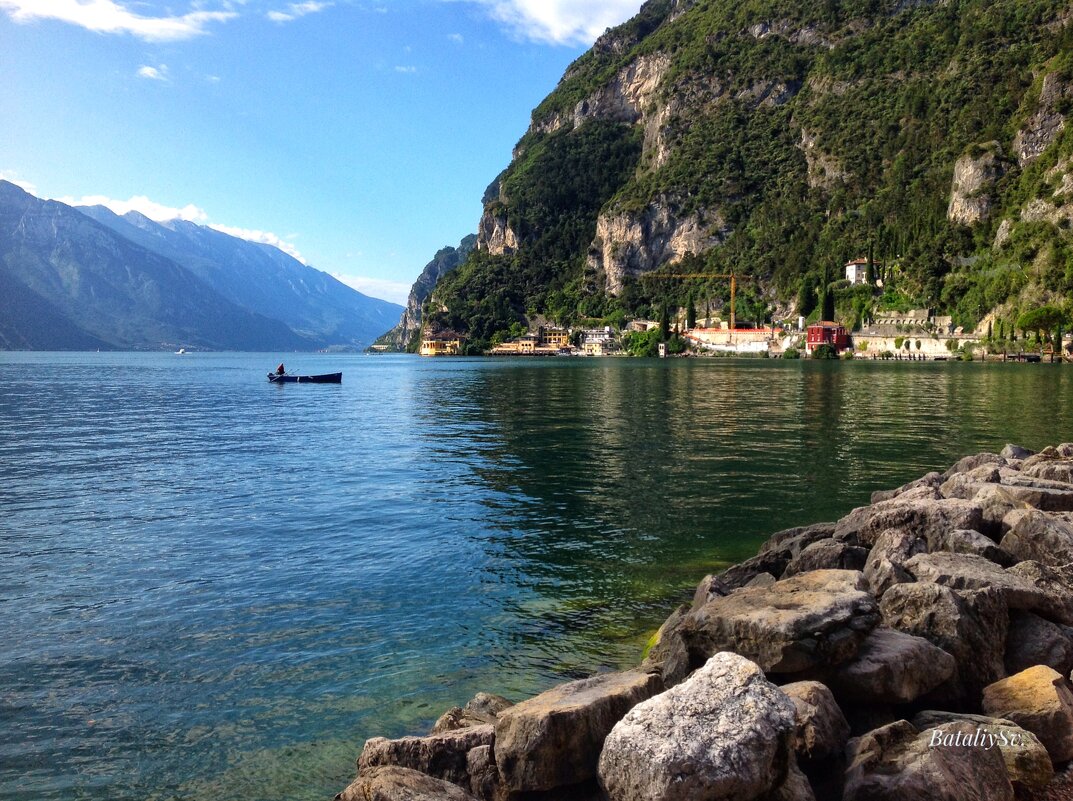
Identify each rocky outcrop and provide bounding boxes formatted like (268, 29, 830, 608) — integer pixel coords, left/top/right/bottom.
(587, 198, 727, 295)
(476, 210, 519, 256)
(598, 652, 797, 801)
(948, 144, 1007, 226)
(338, 445, 1073, 801)
(799, 128, 848, 189)
(1013, 72, 1072, 165)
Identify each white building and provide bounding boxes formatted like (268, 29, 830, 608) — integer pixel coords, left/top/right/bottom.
(845, 258, 871, 285)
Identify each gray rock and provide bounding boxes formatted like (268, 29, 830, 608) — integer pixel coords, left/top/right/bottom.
(756, 758, 816, 801)
(358, 725, 495, 789)
(931, 528, 1014, 566)
(692, 574, 733, 608)
(465, 745, 499, 801)
(432, 693, 513, 734)
(716, 550, 793, 589)
(982, 665, 1073, 763)
(494, 669, 664, 792)
(681, 570, 879, 674)
(781, 539, 868, 577)
(870, 472, 943, 504)
(821, 627, 956, 704)
(863, 527, 927, 598)
(834, 496, 984, 548)
(843, 720, 1014, 801)
(904, 552, 1072, 622)
(1022, 459, 1073, 484)
(337, 765, 481, 801)
(909, 712, 1053, 799)
(758, 522, 837, 557)
(1006, 561, 1073, 624)
(642, 604, 692, 687)
(1001, 444, 1036, 460)
(943, 452, 1006, 479)
(879, 583, 1008, 701)
(1005, 611, 1073, 676)
(744, 572, 777, 588)
(779, 680, 850, 761)
(1000, 510, 1073, 566)
(597, 652, 797, 801)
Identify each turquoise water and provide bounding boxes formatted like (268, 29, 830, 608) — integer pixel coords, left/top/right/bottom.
(1, 352, 1071, 800)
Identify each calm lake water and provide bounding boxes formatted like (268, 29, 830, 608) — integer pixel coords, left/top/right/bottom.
(2, 352, 1072, 800)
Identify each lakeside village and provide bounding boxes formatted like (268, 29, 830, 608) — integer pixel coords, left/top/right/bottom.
(411, 259, 1073, 362)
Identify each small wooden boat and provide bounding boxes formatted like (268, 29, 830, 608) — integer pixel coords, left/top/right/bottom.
(267, 372, 342, 384)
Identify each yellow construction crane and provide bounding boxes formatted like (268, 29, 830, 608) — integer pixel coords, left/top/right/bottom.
(644, 273, 739, 330)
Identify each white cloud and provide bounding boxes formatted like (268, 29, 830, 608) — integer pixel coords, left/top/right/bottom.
(394, 64, 417, 73)
(0, 171, 37, 194)
(266, 0, 330, 23)
(331, 273, 411, 305)
(0, 0, 237, 41)
(61, 193, 209, 222)
(458, 0, 640, 46)
(447, 32, 463, 43)
(137, 63, 168, 80)
(209, 224, 306, 263)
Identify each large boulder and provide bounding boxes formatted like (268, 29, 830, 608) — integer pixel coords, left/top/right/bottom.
(642, 604, 693, 687)
(943, 452, 1006, 479)
(779, 680, 850, 761)
(1021, 458, 1073, 484)
(781, 539, 869, 577)
(1005, 611, 1073, 676)
(834, 496, 984, 548)
(863, 528, 926, 598)
(982, 665, 1073, 763)
(681, 570, 879, 674)
(432, 693, 513, 734)
(493, 669, 664, 792)
(929, 528, 1014, 566)
(820, 627, 957, 704)
(843, 720, 1014, 801)
(870, 472, 943, 504)
(1000, 511, 1073, 566)
(337, 765, 481, 801)
(358, 725, 495, 788)
(597, 652, 797, 801)
(911, 711, 1054, 799)
(879, 583, 1008, 701)
(904, 552, 1073, 623)
(1001, 444, 1036, 461)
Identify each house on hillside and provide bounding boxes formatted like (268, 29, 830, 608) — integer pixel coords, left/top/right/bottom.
(845, 258, 872, 285)
(419, 332, 463, 356)
(806, 322, 851, 354)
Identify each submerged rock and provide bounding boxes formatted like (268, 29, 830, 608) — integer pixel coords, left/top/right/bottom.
(336, 765, 480, 801)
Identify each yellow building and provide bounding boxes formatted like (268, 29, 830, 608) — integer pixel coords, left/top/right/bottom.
(419, 336, 462, 356)
(540, 327, 570, 348)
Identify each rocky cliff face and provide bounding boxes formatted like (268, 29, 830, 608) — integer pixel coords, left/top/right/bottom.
(947, 144, 1007, 226)
(380, 235, 476, 350)
(476, 211, 518, 255)
(1013, 72, 1072, 166)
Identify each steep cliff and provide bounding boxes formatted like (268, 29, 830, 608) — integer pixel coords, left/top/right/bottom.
(423, 0, 1073, 348)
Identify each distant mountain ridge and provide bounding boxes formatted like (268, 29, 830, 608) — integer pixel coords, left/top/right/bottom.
(0, 181, 402, 350)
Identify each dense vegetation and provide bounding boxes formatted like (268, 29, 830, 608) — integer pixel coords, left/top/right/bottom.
(420, 0, 1073, 350)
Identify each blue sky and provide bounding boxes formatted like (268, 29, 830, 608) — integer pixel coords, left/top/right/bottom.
(0, 0, 643, 304)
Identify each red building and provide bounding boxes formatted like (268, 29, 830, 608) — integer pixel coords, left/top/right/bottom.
(807, 322, 851, 354)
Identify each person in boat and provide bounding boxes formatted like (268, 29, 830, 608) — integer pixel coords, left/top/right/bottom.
(276, 363, 286, 376)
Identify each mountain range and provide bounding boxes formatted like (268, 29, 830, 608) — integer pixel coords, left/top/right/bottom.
(386, 0, 1073, 351)
(0, 180, 402, 351)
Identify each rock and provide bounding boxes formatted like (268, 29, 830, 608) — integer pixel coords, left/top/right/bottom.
(821, 627, 956, 704)
(1005, 611, 1073, 676)
(1022, 459, 1073, 484)
(982, 665, 1073, 763)
(358, 725, 495, 789)
(715, 550, 793, 589)
(681, 570, 879, 674)
(337, 766, 481, 801)
(782, 539, 869, 577)
(863, 528, 927, 598)
(910, 712, 1053, 798)
(904, 552, 1072, 622)
(758, 522, 837, 557)
(432, 693, 513, 734)
(756, 759, 816, 801)
(1001, 444, 1036, 460)
(943, 452, 1006, 479)
(597, 652, 797, 801)
(465, 745, 500, 801)
(870, 472, 943, 504)
(930, 528, 1014, 566)
(1001, 511, 1073, 566)
(834, 496, 984, 548)
(692, 574, 732, 608)
(843, 720, 1014, 801)
(1006, 561, 1073, 624)
(744, 572, 777, 588)
(642, 605, 692, 687)
(494, 669, 664, 792)
(879, 583, 1008, 701)
(948, 147, 1006, 226)
(779, 680, 850, 761)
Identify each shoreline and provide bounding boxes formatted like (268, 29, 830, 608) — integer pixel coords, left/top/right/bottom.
(336, 443, 1073, 801)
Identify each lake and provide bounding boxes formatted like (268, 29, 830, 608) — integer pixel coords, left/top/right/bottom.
(1, 352, 1071, 800)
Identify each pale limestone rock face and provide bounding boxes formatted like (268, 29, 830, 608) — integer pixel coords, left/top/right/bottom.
(982, 665, 1073, 763)
(588, 199, 726, 295)
(1013, 73, 1071, 166)
(947, 146, 1006, 226)
(597, 652, 797, 801)
(476, 210, 518, 255)
(493, 669, 664, 792)
(800, 128, 848, 189)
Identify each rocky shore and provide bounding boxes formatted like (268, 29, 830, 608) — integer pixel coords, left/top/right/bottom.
(336, 444, 1073, 801)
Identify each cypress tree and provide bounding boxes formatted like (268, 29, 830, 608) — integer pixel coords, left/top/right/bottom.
(686, 291, 697, 329)
(659, 304, 670, 341)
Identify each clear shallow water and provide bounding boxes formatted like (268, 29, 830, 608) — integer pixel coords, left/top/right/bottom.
(1, 352, 1071, 800)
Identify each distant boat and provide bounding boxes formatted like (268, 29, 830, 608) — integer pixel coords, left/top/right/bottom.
(176, 348, 186, 355)
(267, 372, 342, 384)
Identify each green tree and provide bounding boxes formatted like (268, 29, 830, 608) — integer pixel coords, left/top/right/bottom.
(659, 304, 670, 341)
(686, 291, 697, 329)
